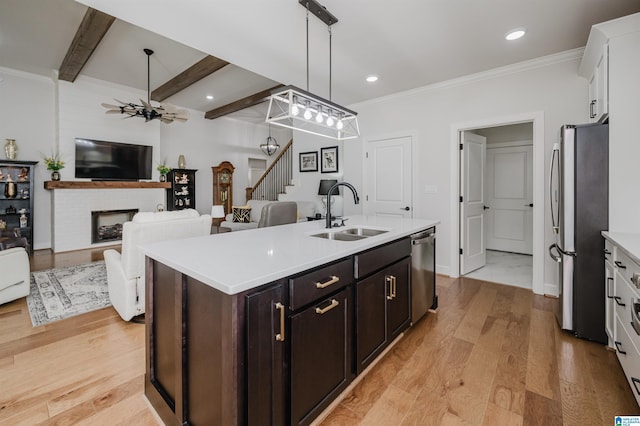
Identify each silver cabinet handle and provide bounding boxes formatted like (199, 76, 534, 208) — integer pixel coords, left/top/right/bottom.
(315, 299, 339, 315)
(385, 275, 397, 300)
(316, 275, 339, 289)
(275, 302, 285, 341)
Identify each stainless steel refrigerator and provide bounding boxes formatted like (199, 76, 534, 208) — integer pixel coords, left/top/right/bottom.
(549, 123, 608, 344)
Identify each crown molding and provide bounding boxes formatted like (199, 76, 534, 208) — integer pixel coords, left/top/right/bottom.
(351, 48, 585, 109)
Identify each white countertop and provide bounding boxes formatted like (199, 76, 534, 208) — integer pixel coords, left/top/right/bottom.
(141, 215, 439, 295)
(602, 231, 640, 264)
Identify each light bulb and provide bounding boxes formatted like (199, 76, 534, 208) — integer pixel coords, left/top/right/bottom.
(315, 107, 324, 123)
(291, 103, 300, 116)
(336, 118, 344, 130)
(303, 103, 313, 120)
(326, 114, 335, 127)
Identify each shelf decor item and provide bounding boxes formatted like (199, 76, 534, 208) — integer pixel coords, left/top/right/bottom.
(43, 153, 65, 181)
(178, 154, 186, 169)
(4, 175, 16, 198)
(157, 162, 171, 182)
(4, 139, 17, 160)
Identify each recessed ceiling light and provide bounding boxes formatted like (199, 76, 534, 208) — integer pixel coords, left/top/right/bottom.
(366, 75, 379, 83)
(505, 28, 526, 41)
(206, 95, 214, 100)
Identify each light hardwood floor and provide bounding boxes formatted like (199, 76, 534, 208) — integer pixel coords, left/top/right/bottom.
(1, 248, 638, 425)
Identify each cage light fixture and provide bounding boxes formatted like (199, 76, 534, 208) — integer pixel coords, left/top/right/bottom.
(266, 0, 359, 141)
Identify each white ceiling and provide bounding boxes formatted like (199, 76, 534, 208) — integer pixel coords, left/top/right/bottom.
(2, 0, 639, 121)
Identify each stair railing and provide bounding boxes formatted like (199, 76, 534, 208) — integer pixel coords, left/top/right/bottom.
(246, 139, 293, 202)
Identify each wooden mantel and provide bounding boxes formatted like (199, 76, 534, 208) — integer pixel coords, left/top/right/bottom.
(44, 181, 171, 190)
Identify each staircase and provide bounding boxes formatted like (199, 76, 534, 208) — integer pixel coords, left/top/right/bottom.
(246, 139, 293, 202)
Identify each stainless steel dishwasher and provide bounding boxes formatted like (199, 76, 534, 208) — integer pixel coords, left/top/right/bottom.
(411, 228, 436, 324)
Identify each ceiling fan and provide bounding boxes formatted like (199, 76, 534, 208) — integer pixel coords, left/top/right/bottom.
(101, 48, 189, 124)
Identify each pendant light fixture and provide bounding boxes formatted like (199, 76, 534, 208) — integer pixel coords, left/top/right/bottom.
(266, 0, 359, 140)
(101, 48, 189, 124)
(260, 124, 280, 156)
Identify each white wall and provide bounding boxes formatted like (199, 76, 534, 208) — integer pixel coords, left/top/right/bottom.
(344, 53, 587, 293)
(0, 68, 56, 250)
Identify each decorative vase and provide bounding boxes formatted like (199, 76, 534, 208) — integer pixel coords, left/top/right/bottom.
(159, 174, 166, 182)
(51, 170, 60, 181)
(178, 154, 186, 169)
(4, 139, 17, 160)
(4, 176, 16, 198)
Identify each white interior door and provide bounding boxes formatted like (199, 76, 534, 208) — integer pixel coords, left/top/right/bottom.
(485, 145, 533, 254)
(364, 136, 412, 218)
(460, 132, 486, 275)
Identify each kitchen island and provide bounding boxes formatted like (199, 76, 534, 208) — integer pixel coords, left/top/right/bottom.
(141, 215, 438, 426)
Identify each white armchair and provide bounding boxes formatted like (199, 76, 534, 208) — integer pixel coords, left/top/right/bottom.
(0, 247, 30, 305)
(104, 209, 211, 321)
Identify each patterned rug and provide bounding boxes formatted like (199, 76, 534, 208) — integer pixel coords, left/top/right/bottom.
(26, 261, 111, 327)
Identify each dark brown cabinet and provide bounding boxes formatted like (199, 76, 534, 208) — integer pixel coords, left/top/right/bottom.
(0, 160, 37, 254)
(246, 284, 286, 426)
(355, 239, 411, 374)
(290, 287, 352, 426)
(166, 169, 196, 210)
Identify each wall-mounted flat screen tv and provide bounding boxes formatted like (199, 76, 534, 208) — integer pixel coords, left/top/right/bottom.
(75, 138, 153, 181)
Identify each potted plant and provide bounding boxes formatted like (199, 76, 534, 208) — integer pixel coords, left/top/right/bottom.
(157, 162, 171, 182)
(44, 153, 65, 181)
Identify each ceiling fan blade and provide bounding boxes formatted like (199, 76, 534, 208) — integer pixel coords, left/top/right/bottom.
(159, 117, 174, 124)
(113, 98, 131, 106)
(101, 103, 121, 109)
(105, 110, 122, 114)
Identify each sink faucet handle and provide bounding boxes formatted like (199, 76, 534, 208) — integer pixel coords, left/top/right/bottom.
(340, 218, 348, 227)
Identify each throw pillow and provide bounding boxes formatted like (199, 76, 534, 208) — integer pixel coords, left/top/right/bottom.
(232, 206, 251, 223)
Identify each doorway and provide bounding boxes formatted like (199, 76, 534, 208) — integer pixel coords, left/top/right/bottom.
(450, 112, 544, 295)
(460, 123, 533, 288)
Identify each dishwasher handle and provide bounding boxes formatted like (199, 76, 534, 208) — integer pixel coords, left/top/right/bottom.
(411, 232, 435, 245)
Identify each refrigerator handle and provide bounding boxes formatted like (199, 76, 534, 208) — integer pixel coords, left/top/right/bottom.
(549, 145, 560, 234)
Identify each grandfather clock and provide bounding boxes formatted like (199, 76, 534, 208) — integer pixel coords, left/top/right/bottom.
(212, 161, 234, 223)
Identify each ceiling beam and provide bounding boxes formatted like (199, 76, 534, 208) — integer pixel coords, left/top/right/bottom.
(204, 84, 284, 120)
(151, 56, 229, 102)
(58, 8, 115, 82)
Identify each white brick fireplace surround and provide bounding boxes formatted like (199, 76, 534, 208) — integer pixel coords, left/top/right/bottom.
(50, 186, 166, 252)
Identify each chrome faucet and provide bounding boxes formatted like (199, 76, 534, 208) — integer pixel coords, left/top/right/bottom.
(326, 182, 360, 229)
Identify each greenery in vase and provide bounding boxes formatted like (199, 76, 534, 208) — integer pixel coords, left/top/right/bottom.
(43, 153, 65, 171)
(157, 163, 171, 176)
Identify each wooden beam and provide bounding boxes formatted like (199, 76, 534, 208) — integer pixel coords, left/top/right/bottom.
(204, 84, 284, 120)
(58, 8, 115, 82)
(151, 56, 229, 102)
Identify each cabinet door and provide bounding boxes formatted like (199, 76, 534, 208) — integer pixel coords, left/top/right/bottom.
(355, 268, 388, 374)
(605, 258, 615, 347)
(246, 283, 286, 426)
(387, 257, 411, 340)
(290, 287, 352, 426)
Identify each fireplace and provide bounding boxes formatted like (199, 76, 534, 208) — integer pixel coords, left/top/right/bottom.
(91, 209, 138, 244)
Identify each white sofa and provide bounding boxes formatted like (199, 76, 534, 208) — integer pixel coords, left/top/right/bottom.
(220, 199, 317, 231)
(104, 209, 211, 321)
(0, 247, 30, 305)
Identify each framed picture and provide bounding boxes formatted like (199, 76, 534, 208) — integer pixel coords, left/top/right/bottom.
(320, 146, 339, 173)
(299, 151, 318, 172)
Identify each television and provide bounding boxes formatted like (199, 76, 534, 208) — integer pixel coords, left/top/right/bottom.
(75, 138, 153, 181)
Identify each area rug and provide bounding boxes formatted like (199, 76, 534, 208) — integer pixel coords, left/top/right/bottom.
(26, 261, 111, 327)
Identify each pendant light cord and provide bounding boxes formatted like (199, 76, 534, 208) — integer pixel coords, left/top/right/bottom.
(329, 25, 332, 101)
(306, 4, 310, 92)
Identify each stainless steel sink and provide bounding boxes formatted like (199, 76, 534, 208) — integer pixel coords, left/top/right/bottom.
(309, 227, 388, 241)
(310, 232, 366, 241)
(341, 227, 388, 237)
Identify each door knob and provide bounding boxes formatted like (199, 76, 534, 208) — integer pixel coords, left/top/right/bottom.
(523, 203, 533, 207)
(401, 206, 410, 211)
(483, 205, 490, 210)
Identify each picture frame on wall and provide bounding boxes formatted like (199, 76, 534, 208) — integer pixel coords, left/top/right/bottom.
(299, 151, 318, 172)
(320, 146, 339, 173)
